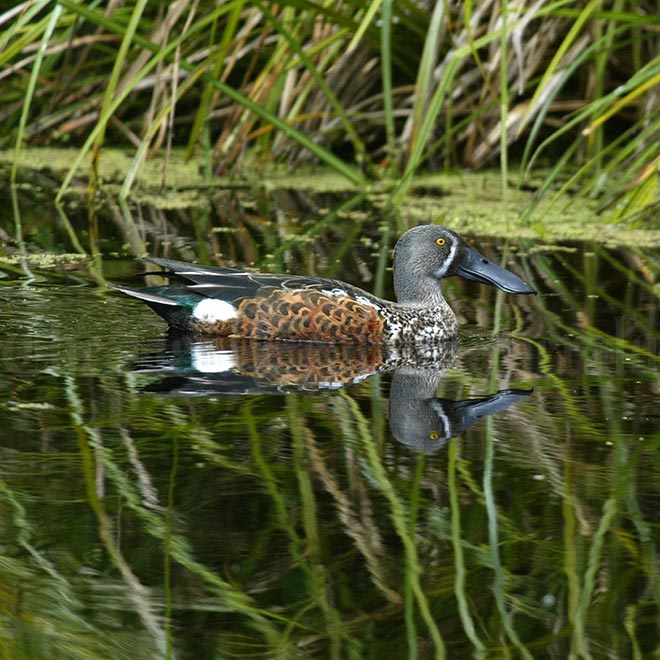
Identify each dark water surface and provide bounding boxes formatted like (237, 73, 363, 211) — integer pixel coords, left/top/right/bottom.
(0, 200, 659, 659)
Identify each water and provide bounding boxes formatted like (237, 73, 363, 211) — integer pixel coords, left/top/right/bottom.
(0, 200, 659, 659)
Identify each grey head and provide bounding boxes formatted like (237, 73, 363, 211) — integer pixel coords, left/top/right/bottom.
(392, 225, 535, 305)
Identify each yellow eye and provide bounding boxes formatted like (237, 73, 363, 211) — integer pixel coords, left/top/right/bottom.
(429, 431, 440, 440)
(435, 237, 446, 246)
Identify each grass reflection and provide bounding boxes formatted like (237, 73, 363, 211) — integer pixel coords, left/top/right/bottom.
(0, 232, 658, 658)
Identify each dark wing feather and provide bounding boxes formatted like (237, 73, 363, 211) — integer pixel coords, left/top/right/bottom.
(142, 257, 375, 304)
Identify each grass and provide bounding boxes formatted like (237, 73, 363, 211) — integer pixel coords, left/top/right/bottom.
(1, 1, 659, 225)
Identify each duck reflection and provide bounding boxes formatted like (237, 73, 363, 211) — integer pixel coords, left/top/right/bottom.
(388, 367, 531, 453)
(135, 335, 531, 452)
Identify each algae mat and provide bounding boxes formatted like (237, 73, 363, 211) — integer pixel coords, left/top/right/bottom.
(2, 147, 660, 247)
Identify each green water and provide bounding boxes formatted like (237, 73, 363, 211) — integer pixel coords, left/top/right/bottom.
(0, 193, 659, 659)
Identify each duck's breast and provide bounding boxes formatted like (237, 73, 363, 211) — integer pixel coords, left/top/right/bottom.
(381, 304, 459, 344)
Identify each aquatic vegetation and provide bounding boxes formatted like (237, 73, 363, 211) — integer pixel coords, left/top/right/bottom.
(1, 1, 659, 224)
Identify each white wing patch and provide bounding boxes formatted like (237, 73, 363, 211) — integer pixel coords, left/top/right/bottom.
(192, 298, 237, 322)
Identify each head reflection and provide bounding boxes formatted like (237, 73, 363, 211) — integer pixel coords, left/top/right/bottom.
(388, 366, 531, 453)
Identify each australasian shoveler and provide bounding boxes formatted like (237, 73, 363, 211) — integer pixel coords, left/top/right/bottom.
(113, 225, 535, 344)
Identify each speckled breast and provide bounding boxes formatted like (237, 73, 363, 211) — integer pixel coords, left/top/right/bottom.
(381, 305, 459, 344)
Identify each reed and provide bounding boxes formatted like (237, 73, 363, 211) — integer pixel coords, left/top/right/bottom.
(1, 1, 658, 223)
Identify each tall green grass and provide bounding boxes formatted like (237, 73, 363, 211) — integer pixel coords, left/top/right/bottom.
(1, 1, 659, 222)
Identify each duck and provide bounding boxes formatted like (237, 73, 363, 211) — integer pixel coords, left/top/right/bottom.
(113, 225, 535, 344)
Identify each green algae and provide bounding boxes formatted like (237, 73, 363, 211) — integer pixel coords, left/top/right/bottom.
(0, 253, 89, 268)
(2, 147, 660, 247)
(401, 172, 660, 248)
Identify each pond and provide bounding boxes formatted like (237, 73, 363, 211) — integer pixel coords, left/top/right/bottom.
(0, 190, 659, 659)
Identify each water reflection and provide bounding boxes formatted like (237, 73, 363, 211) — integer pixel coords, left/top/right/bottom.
(134, 336, 532, 452)
(388, 367, 531, 452)
(0, 228, 659, 659)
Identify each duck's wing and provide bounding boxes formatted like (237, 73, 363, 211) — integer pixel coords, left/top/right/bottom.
(143, 257, 373, 303)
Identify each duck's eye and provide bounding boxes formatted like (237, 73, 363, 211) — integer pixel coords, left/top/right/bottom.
(435, 237, 446, 247)
(429, 431, 440, 440)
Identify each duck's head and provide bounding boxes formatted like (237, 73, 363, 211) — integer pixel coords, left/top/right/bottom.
(393, 225, 535, 304)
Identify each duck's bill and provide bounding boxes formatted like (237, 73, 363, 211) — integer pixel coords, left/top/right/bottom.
(457, 247, 536, 294)
(441, 389, 533, 435)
